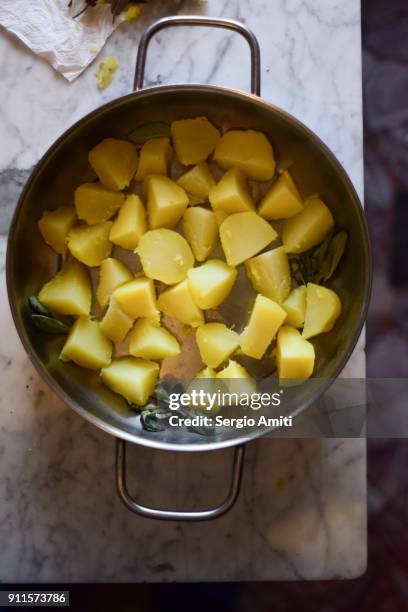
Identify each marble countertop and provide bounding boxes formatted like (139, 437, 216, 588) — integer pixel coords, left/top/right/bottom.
(0, 0, 366, 582)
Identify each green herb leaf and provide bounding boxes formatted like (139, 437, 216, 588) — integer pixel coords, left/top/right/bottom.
(129, 122, 171, 145)
(140, 407, 170, 432)
(289, 231, 347, 286)
(28, 295, 52, 317)
(320, 231, 348, 281)
(30, 315, 72, 335)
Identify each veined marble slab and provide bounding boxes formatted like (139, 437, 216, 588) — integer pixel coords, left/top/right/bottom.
(0, 0, 366, 581)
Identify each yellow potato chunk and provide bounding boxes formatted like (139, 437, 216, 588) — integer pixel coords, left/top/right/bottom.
(282, 285, 307, 328)
(302, 283, 341, 339)
(219, 211, 277, 266)
(216, 360, 256, 399)
(214, 130, 275, 180)
(258, 171, 304, 220)
(109, 194, 146, 251)
(113, 277, 159, 323)
(277, 326, 315, 380)
(129, 318, 180, 360)
(145, 175, 189, 229)
(67, 222, 112, 267)
(137, 229, 194, 284)
(176, 161, 215, 204)
(171, 117, 220, 165)
(196, 323, 239, 369)
(38, 261, 91, 316)
(187, 367, 219, 414)
(245, 246, 291, 303)
(281, 196, 334, 254)
(38, 206, 77, 255)
(157, 280, 204, 328)
(209, 168, 254, 214)
(240, 295, 287, 359)
(96, 257, 133, 309)
(74, 182, 124, 225)
(135, 137, 173, 181)
(187, 259, 237, 310)
(101, 357, 159, 406)
(60, 317, 112, 370)
(183, 207, 218, 262)
(88, 138, 139, 191)
(99, 297, 134, 343)
(196, 366, 216, 379)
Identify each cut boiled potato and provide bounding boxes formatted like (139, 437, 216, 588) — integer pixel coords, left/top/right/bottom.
(135, 137, 173, 181)
(302, 283, 341, 339)
(96, 257, 133, 309)
(216, 360, 251, 380)
(109, 194, 146, 250)
(281, 196, 334, 254)
(196, 323, 239, 369)
(282, 285, 307, 328)
(129, 318, 180, 360)
(99, 297, 134, 343)
(60, 316, 112, 370)
(258, 171, 303, 220)
(216, 360, 256, 399)
(38, 261, 92, 316)
(38, 206, 77, 255)
(187, 259, 237, 310)
(213, 130, 275, 180)
(88, 138, 138, 191)
(101, 357, 160, 406)
(74, 183, 124, 225)
(176, 161, 215, 204)
(67, 221, 112, 267)
(240, 294, 287, 359)
(219, 211, 277, 266)
(145, 175, 189, 229)
(137, 229, 194, 284)
(245, 246, 291, 303)
(182, 207, 218, 262)
(196, 366, 216, 379)
(171, 117, 220, 165)
(209, 168, 254, 215)
(188, 368, 220, 414)
(113, 277, 159, 323)
(157, 280, 204, 327)
(277, 326, 315, 379)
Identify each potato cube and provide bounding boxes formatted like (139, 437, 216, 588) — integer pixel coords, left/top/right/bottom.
(281, 196, 334, 254)
(240, 295, 287, 359)
(96, 257, 133, 309)
(277, 326, 315, 380)
(214, 130, 275, 180)
(196, 366, 216, 379)
(157, 280, 204, 327)
(38, 261, 92, 316)
(135, 137, 173, 181)
(196, 323, 239, 369)
(219, 211, 277, 266)
(176, 161, 215, 204)
(187, 367, 219, 414)
(74, 182, 124, 225)
(183, 207, 218, 262)
(99, 297, 134, 343)
(67, 221, 112, 267)
(258, 171, 304, 220)
(216, 360, 256, 399)
(101, 357, 159, 406)
(282, 285, 307, 328)
(137, 229, 194, 284)
(113, 277, 159, 323)
(245, 246, 291, 303)
(302, 283, 341, 339)
(88, 138, 138, 191)
(60, 317, 112, 370)
(145, 175, 189, 229)
(109, 195, 146, 250)
(129, 318, 180, 360)
(171, 117, 220, 165)
(187, 259, 237, 309)
(38, 206, 77, 255)
(209, 168, 254, 214)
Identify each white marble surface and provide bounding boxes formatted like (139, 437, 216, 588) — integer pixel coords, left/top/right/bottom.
(0, 0, 366, 581)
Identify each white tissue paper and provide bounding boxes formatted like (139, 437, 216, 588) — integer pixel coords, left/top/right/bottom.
(0, 0, 123, 81)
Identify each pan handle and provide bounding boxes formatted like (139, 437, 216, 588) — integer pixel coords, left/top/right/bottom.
(115, 439, 245, 521)
(134, 15, 261, 96)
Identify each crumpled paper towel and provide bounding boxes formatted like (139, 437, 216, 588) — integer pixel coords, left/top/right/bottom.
(0, 0, 123, 81)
